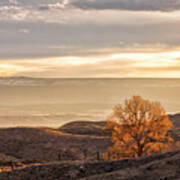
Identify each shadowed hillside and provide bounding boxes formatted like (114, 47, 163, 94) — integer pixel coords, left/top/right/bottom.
(0, 153, 21, 166)
(0, 113, 179, 164)
(0, 151, 179, 180)
(0, 113, 179, 179)
(170, 113, 180, 127)
(0, 127, 111, 163)
(59, 121, 110, 136)
(169, 114, 180, 141)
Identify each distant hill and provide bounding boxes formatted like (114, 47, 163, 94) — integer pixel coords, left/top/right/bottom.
(0, 76, 51, 86)
(169, 113, 180, 141)
(0, 150, 179, 180)
(58, 121, 110, 136)
(169, 113, 180, 127)
(58, 114, 180, 139)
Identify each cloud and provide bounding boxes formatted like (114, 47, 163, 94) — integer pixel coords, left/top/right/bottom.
(0, 0, 180, 78)
(71, 0, 180, 12)
(18, 28, 30, 34)
(1, 49, 180, 78)
(1, 0, 180, 25)
(8, 0, 18, 5)
(0, 5, 31, 21)
(1, 0, 180, 13)
(38, 1, 69, 11)
(0, 57, 136, 77)
(1, 19, 180, 59)
(135, 66, 180, 72)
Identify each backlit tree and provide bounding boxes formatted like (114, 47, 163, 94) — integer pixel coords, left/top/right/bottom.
(104, 96, 174, 160)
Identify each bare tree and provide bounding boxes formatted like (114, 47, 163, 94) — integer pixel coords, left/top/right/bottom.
(104, 96, 174, 160)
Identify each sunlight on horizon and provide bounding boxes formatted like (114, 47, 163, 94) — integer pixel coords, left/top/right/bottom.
(1, 49, 180, 78)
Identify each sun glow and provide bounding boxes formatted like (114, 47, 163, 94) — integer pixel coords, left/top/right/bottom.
(0, 49, 180, 77)
(0, 63, 39, 77)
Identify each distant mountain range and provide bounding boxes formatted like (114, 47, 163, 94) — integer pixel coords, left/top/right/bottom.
(0, 76, 180, 86)
(0, 76, 63, 86)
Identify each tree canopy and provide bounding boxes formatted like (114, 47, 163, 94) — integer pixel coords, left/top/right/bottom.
(104, 96, 174, 160)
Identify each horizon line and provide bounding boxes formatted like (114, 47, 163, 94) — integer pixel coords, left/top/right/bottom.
(0, 76, 180, 80)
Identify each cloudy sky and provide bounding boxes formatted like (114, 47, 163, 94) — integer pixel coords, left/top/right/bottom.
(0, 0, 180, 78)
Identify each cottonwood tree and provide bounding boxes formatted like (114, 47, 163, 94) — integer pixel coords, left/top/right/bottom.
(104, 96, 174, 160)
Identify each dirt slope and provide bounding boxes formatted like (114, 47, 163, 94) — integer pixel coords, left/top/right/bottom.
(0, 151, 179, 180)
(0, 113, 179, 163)
(0, 127, 111, 163)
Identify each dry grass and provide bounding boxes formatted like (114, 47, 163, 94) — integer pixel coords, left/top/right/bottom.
(0, 151, 179, 180)
(0, 114, 179, 179)
(0, 123, 112, 163)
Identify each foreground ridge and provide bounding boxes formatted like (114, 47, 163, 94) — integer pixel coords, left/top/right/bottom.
(0, 151, 180, 180)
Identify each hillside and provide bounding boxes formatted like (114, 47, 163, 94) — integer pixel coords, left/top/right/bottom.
(0, 113, 179, 179)
(59, 114, 180, 138)
(0, 113, 179, 164)
(58, 121, 110, 136)
(0, 127, 111, 163)
(0, 151, 179, 180)
(169, 113, 180, 141)
(169, 113, 180, 127)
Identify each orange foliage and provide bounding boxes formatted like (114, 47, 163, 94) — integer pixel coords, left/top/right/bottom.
(104, 96, 174, 160)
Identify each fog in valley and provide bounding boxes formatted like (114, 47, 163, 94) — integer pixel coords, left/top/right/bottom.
(0, 77, 179, 127)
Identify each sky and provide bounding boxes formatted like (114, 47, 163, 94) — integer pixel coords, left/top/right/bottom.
(0, 0, 180, 78)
